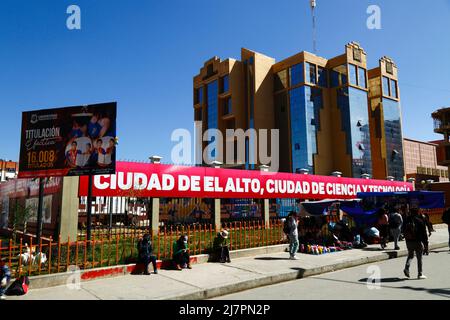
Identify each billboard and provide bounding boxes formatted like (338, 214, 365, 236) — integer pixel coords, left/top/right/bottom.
(79, 162, 414, 200)
(19, 103, 117, 178)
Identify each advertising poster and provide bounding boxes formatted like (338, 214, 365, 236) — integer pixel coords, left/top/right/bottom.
(26, 195, 53, 224)
(18, 102, 117, 178)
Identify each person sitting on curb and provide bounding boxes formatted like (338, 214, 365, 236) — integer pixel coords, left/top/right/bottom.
(137, 234, 158, 275)
(212, 230, 231, 263)
(0, 258, 11, 300)
(173, 235, 191, 270)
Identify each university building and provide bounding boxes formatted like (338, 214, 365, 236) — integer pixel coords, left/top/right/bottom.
(193, 42, 406, 180)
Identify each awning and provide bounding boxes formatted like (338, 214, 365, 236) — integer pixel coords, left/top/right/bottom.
(300, 199, 360, 217)
(356, 191, 445, 209)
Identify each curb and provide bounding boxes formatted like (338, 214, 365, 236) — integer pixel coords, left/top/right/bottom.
(161, 242, 449, 300)
(26, 244, 288, 290)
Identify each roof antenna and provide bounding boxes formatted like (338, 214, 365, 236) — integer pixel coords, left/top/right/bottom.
(310, 0, 317, 54)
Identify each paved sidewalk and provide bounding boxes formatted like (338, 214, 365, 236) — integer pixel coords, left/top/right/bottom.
(7, 226, 449, 300)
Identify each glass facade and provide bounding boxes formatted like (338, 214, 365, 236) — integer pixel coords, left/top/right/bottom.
(221, 75, 229, 93)
(290, 63, 304, 87)
(318, 66, 328, 87)
(207, 80, 218, 160)
(195, 87, 203, 104)
(383, 98, 404, 180)
(331, 65, 348, 87)
(349, 64, 357, 86)
(358, 67, 367, 88)
(306, 62, 316, 84)
(337, 87, 372, 177)
(390, 79, 398, 98)
(274, 69, 288, 91)
(223, 97, 232, 115)
(289, 86, 322, 173)
(382, 76, 390, 96)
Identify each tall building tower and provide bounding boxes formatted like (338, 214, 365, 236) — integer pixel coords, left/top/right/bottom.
(272, 51, 330, 174)
(368, 56, 405, 180)
(193, 42, 405, 180)
(193, 49, 275, 168)
(327, 42, 372, 178)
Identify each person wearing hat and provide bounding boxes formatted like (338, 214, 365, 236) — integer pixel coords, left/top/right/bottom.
(213, 230, 231, 263)
(173, 235, 192, 270)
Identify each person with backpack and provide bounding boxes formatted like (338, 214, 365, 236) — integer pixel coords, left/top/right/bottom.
(403, 208, 429, 279)
(442, 207, 450, 250)
(0, 258, 11, 300)
(285, 211, 299, 260)
(389, 208, 403, 250)
(137, 233, 158, 275)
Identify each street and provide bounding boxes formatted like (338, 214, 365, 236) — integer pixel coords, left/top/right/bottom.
(215, 247, 450, 300)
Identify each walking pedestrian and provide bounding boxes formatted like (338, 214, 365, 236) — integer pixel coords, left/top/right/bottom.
(442, 207, 450, 251)
(285, 211, 299, 260)
(377, 208, 389, 249)
(403, 208, 429, 279)
(137, 233, 158, 275)
(389, 208, 403, 250)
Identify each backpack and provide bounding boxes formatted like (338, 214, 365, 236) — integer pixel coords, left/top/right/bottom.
(403, 218, 417, 241)
(442, 209, 450, 225)
(5, 276, 29, 296)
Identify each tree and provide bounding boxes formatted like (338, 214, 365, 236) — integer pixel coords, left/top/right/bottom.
(11, 201, 35, 242)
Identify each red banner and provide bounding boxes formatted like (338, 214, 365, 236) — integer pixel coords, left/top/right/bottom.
(78, 162, 414, 199)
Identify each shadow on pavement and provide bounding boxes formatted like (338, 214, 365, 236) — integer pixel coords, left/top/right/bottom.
(255, 257, 292, 261)
(358, 277, 405, 283)
(299, 275, 450, 299)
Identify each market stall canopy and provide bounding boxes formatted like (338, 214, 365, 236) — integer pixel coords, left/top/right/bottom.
(356, 191, 445, 209)
(300, 199, 360, 217)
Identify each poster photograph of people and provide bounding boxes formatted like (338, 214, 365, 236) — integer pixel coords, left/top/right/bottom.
(19, 102, 117, 178)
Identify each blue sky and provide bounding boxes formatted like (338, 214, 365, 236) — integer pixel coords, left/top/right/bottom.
(1, 0, 450, 163)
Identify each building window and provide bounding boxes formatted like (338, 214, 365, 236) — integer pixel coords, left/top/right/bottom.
(290, 63, 304, 87)
(306, 63, 316, 84)
(194, 87, 203, 104)
(390, 79, 398, 98)
(318, 67, 328, 87)
(357, 67, 367, 88)
(331, 65, 347, 87)
(222, 97, 232, 115)
(274, 69, 288, 91)
(220, 75, 229, 94)
(349, 64, 357, 86)
(382, 76, 390, 96)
